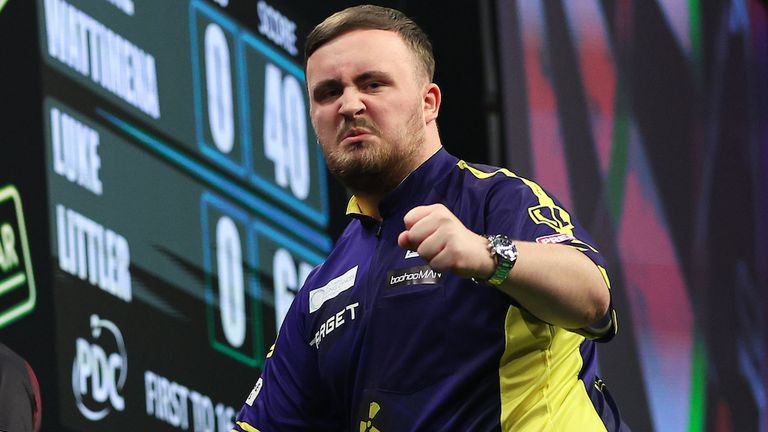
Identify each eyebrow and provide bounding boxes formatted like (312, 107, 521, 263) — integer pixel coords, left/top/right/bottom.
(353, 70, 392, 85)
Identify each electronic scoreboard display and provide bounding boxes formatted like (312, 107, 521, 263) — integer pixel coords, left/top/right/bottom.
(32, 0, 337, 430)
(2, 0, 489, 430)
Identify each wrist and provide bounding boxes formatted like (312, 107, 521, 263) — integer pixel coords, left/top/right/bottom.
(476, 234, 496, 280)
(472, 234, 518, 286)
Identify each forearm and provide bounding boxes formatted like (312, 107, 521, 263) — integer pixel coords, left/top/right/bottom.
(495, 241, 610, 329)
(397, 204, 611, 330)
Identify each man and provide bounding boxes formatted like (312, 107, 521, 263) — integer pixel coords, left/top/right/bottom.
(233, 5, 628, 431)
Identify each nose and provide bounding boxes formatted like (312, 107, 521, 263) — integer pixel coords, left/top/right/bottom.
(337, 89, 365, 119)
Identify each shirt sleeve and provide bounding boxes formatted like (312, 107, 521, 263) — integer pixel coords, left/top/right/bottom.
(231, 287, 342, 431)
(484, 177, 618, 342)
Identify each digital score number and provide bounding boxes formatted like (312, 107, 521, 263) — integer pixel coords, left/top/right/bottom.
(191, 0, 328, 226)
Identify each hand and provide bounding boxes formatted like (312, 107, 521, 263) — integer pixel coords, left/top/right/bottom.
(397, 204, 495, 280)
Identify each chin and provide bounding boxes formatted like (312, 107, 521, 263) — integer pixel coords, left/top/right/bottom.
(344, 142, 370, 153)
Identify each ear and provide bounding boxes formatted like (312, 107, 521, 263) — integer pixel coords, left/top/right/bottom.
(422, 83, 441, 124)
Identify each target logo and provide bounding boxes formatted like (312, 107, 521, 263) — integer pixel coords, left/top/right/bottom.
(71, 314, 127, 421)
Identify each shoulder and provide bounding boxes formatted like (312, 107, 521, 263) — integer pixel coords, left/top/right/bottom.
(450, 159, 547, 201)
(446, 159, 580, 237)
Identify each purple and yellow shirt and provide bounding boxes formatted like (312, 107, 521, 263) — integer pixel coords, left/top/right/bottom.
(233, 148, 627, 431)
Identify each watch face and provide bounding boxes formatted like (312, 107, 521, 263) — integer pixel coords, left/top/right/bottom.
(492, 235, 517, 261)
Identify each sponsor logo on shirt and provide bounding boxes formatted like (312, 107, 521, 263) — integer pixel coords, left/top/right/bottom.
(309, 302, 360, 349)
(245, 378, 263, 406)
(360, 401, 382, 432)
(309, 266, 357, 313)
(387, 265, 442, 288)
(404, 249, 419, 259)
(528, 204, 574, 232)
(535, 233, 574, 244)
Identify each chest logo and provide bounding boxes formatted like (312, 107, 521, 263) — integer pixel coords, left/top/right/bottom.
(360, 402, 382, 432)
(404, 249, 419, 259)
(309, 266, 358, 313)
(387, 265, 442, 288)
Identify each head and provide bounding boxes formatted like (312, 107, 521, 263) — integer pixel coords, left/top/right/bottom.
(304, 5, 442, 196)
(305, 5, 435, 84)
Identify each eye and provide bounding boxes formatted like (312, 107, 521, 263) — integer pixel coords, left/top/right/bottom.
(368, 82, 383, 89)
(314, 87, 341, 103)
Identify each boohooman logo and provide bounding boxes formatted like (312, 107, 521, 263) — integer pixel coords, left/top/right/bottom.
(387, 265, 442, 288)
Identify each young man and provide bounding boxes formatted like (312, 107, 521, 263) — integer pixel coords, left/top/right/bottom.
(233, 5, 628, 431)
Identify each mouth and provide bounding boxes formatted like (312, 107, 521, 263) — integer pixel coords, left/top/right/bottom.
(339, 128, 374, 146)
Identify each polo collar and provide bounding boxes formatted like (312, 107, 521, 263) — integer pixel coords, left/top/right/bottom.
(345, 147, 457, 219)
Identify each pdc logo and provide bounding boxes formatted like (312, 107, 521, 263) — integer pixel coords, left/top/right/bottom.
(72, 314, 127, 421)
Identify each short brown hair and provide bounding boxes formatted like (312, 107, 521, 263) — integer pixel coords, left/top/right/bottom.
(304, 5, 435, 82)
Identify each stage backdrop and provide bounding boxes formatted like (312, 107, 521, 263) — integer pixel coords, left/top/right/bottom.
(495, 0, 768, 431)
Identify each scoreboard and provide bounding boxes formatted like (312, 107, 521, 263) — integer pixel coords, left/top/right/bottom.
(4, 0, 498, 430)
(26, 0, 337, 430)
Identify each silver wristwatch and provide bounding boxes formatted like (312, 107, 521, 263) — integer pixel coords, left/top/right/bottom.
(483, 234, 518, 286)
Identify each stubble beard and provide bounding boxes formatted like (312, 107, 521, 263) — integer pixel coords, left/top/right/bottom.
(323, 114, 425, 196)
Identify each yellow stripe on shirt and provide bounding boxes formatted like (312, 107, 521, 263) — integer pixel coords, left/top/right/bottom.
(234, 421, 261, 432)
(499, 306, 607, 431)
(456, 160, 576, 237)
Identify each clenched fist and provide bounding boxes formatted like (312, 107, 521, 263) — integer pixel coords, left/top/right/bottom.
(397, 204, 495, 280)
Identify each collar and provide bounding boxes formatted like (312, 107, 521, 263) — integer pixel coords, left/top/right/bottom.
(345, 195, 380, 227)
(345, 195, 365, 216)
(345, 147, 458, 219)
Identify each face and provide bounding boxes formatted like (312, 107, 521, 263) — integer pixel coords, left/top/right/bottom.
(306, 29, 430, 194)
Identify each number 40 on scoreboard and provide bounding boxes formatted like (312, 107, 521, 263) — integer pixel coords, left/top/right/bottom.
(190, 0, 329, 228)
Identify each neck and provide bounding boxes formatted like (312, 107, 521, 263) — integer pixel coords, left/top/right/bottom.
(350, 140, 442, 220)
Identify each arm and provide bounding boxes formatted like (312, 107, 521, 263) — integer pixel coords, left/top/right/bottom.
(397, 204, 610, 330)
